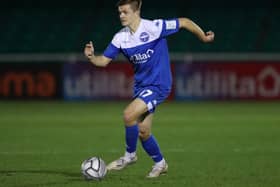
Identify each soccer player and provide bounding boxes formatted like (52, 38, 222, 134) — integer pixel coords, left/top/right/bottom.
(84, 0, 214, 178)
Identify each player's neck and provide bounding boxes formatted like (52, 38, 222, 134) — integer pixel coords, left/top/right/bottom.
(129, 17, 141, 34)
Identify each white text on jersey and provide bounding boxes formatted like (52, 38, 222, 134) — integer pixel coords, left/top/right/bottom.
(129, 49, 154, 64)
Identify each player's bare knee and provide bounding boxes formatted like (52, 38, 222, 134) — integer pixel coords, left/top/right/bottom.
(123, 109, 136, 126)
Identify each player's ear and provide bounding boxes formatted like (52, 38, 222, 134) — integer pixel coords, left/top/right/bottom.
(138, 0, 142, 10)
(138, 1, 142, 14)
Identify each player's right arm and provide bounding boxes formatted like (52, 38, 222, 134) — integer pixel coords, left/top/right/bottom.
(84, 41, 112, 67)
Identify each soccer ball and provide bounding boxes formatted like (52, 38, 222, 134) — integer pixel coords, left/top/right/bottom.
(81, 157, 107, 181)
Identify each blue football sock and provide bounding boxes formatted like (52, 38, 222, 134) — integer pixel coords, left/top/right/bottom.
(141, 135, 163, 162)
(125, 125, 139, 153)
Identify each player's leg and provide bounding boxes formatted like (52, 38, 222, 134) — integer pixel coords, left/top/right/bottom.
(138, 113, 168, 178)
(123, 98, 148, 160)
(106, 98, 148, 171)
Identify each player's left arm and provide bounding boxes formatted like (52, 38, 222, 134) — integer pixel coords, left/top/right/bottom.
(178, 18, 214, 43)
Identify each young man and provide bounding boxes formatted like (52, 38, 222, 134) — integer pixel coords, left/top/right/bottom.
(84, 0, 214, 178)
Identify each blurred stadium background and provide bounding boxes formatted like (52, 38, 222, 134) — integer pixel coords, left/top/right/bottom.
(0, 0, 280, 186)
(0, 0, 279, 53)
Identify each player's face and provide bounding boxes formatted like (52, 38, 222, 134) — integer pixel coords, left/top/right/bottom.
(118, 4, 139, 27)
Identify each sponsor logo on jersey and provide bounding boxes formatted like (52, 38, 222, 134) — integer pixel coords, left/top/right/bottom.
(165, 20, 177, 30)
(139, 32, 149, 42)
(130, 49, 154, 64)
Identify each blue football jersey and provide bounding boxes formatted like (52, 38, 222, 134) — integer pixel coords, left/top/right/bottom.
(103, 18, 179, 93)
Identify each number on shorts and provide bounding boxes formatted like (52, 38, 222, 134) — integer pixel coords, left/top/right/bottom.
(139, 89, 153, 98)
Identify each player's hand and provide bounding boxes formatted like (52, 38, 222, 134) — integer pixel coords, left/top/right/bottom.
(84, 41, 94, 59)
(203, 31, 215, 43)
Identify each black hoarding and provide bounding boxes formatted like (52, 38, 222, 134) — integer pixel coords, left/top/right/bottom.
(0, 63, 62, 100)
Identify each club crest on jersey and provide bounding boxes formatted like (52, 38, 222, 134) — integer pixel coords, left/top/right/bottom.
(139, 32, 149, 42)
(130, 49, 154, 64)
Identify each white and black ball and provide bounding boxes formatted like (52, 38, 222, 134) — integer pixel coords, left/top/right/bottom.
(81, 157, 107, 181)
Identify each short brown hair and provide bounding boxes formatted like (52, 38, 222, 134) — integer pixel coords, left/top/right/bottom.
(116, 0, 142, 11)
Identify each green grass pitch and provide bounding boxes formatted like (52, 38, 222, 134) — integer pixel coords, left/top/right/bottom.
(0, 101, 280, 187)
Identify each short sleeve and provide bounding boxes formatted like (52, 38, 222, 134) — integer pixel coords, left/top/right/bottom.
(103, 33, 121, 59)
(103, 43, 120, 59)
(160, 18, 180, 37)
